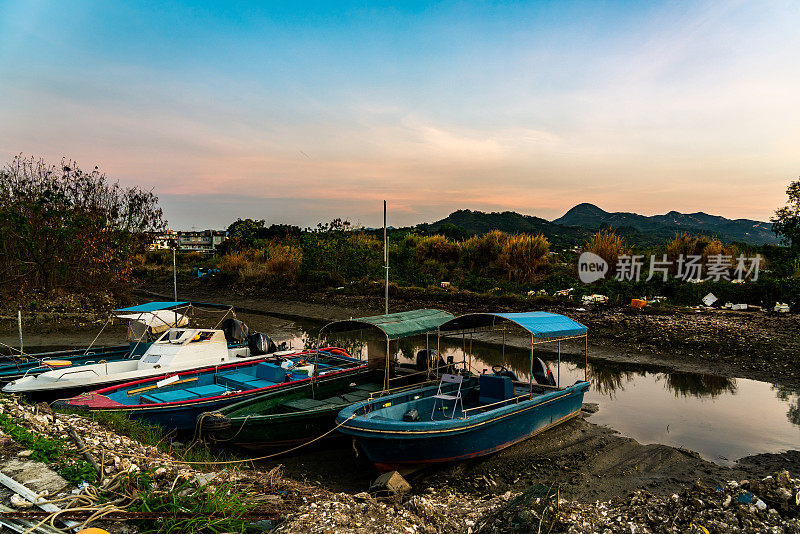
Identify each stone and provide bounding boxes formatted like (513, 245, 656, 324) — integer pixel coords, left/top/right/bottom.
(370, 471, 412, 496)
(193, 471, 218, 487)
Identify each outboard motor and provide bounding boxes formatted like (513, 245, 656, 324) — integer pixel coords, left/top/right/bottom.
(220, 318, 249, 343)
(531, 357, 556, 387)
(415, 349, 444, 371)
(247, 332, 277, 356)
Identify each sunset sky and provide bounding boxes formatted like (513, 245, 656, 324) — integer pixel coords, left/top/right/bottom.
(1, 1, 798, 229)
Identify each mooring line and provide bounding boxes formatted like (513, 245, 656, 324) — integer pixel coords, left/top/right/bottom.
(81, 413, 358, 466)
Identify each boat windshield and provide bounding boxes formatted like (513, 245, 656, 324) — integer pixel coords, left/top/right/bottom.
(154, 329, 218, 345)
(155, 329, 191, 344)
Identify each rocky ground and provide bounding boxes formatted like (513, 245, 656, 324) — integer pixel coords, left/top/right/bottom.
(0, 389, 796, 532)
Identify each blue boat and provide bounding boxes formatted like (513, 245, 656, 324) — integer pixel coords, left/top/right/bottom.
(336, 312, 590, 471)
(58, 347, 365, 431)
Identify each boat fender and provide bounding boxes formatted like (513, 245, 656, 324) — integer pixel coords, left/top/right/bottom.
(402, 408, 420, 422)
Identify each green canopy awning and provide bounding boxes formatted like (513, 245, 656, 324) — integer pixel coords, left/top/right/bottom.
(320, 309, 454, 340)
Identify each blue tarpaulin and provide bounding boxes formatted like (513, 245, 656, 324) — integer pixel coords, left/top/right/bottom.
(113, 301, 189, 314)
(438, 312, 587, 338)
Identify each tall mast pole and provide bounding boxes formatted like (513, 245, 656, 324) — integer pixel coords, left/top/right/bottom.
(384, 200, 389, 315)
(173, 247, 179, 327)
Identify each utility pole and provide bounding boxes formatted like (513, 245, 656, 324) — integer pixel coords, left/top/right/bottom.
(384, 200, 389, 315)
(17, 311, 23, 355)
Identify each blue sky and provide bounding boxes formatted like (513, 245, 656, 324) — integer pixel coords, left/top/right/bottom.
(1, 1, 798, 229)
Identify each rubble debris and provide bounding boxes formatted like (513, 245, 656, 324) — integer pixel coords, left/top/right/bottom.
(581, 294, 608, 304)
(554, 473, 800, 533)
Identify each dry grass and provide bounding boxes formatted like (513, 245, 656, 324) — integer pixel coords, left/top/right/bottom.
(219, 243, 302, 283)
(584, 230, 628, 269)
(461, 231, 550, 282)
(416, 234, 459, 263)
(664, 232, 739, 271)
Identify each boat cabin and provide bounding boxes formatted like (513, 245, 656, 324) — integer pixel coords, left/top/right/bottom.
(137, 328, 249, 370)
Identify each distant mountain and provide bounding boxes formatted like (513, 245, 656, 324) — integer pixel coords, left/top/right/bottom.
(421, 209, 592, 246)
(554, 203, 777, 245)
(421, 205, 778, 246)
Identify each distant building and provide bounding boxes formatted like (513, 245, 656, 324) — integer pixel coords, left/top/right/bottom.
(176, 230, 227, 253)
(148, 229, 177, 250)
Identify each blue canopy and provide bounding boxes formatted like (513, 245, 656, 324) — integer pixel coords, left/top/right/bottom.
(439, 312, 587, 338)
(113, 301, 189, 314)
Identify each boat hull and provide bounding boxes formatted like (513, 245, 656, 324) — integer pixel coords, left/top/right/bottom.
(338, 381, 589, 471)
(60, 352, 368, 432)
(201, 369, 383, 450)
(0, 345, 132, 384)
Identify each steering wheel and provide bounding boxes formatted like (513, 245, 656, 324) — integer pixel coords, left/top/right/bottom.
(492, 365, 508, 375)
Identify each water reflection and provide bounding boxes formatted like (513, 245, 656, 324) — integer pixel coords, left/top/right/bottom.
(773, 385, 800, 426)
(661, 372, 738, 399)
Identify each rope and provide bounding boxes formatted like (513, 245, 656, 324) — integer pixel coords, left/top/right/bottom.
(83, 413, 358, 466)
(19, 471, 130, 534)
(0, 339, 37, 361)
(82, 316, 112, 356)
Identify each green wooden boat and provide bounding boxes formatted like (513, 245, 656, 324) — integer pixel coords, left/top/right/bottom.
(199, 309, 456, 452)
(199, 367, 384, 450)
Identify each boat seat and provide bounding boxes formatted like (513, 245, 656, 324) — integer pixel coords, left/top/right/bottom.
(217, 372, 260, 390)
(240, 379, 278, 390)
(340, 392, 369, 403)
(290, 372, 312, 381)
(140, 389, 200, 404)
(255, 362, 287, 383)
(281, 398, 329, 411)
(319, 396, 349, 406)
(185, 384, 230, 398)
(352, 383, 381, 392)
(479, 374, 514, 406)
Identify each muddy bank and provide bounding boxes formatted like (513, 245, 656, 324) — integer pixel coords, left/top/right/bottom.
(136, 282, 800, 388)
(271, 414, 800, 533)
(250, 410, 800, 505)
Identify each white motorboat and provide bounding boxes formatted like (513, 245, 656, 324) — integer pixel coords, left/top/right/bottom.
(3, 327, 290, 399)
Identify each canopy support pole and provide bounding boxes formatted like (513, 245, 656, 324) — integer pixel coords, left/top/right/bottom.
(384, 335, 390, 391)
(469, 331, 473, 375)
(585, 334, 588, 382)
(462, 333, 466, 373)
(501, 326, 505, 367)
(529, 334, 534, 395)
(436, 328, 441, 380)
(557, 340, 561, 389)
